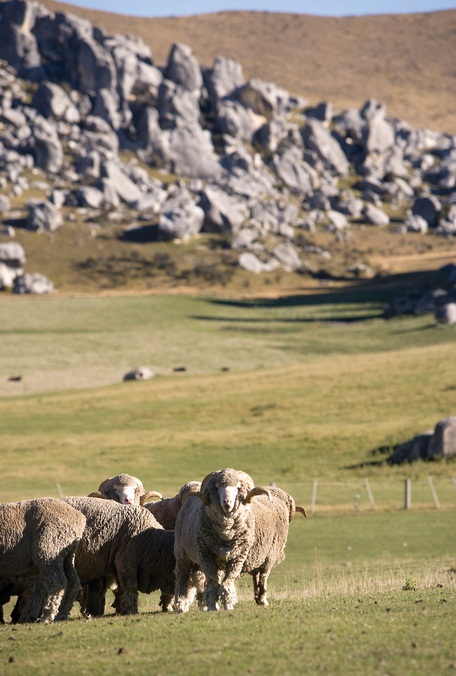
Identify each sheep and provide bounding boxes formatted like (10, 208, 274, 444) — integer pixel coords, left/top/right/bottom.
(61, 496, 177, 616)
(144, 481, 202, 529)
(88, 473, 162, 506)
(173, 468, 270, 613)
(0, 497, 86, 624)
(241, 486, 307, 607)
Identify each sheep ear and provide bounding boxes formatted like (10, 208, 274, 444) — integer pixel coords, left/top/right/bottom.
(296, 505, 308, 518)
(244, 486, 271, 503)
(200, 471, 219, 495)
(87, 491, 110, 500)
(97, 478, 115, 494)
(140, 491, 163, 505)
(190, 491, 210, 507)
(179, 482, 202, 507)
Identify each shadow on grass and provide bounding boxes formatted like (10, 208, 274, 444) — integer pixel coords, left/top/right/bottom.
(188, 267, 448, 327)
(205, 266, 449, 311)
(344, 444, 394, 470)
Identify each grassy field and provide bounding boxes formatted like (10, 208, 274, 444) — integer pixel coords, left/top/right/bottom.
(0, 290, 455, 673)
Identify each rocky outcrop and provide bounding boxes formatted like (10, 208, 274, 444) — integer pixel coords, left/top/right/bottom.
(0, 0, 455, 294)
(391, 416, 456, 464)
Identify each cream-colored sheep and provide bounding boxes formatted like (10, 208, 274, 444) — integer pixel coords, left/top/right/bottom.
(0, 498, 86, 623)
(173, 468, 270, 612)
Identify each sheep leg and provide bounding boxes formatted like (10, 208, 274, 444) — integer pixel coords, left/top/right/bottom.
(254, 569, 270, 607)
(19, 564, 66, 623)
(174, 554, 198, 613)
(112, 566, 139, 615)
(112, 583, 139, 615)
(219, 558, 246, 610)
(79, 579, 107, 617)
(37, 561, 68, 623)
(55, 544, 81, 621)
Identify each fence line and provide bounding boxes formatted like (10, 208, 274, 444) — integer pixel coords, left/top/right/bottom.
(304, 476, 456, 513)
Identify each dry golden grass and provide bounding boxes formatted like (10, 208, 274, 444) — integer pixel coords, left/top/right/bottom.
(40, 2, 456, 134)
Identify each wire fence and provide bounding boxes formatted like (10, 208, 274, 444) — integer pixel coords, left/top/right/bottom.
(297, 476, 456, 514)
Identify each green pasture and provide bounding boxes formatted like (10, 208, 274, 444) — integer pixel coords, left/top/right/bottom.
(0, 289, 455, 673)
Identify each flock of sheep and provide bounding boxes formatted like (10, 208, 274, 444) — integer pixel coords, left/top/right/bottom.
(0, 469, 306, 623)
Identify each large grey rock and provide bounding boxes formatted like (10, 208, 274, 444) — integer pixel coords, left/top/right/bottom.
(136, 107, 169, 164)
(272, 146, 318, 195)
(74, 150, 101, 180)
(158, 189, 205, 241)
(123, 366, 155, 381)
(75, 186, 104, 208)
(100, 160, 142, 205)
(77, 36, 117, 96)
(216, 99, 265, 141)
(428, 417, 456, 459)
(302, 118, 349, 175)
(13, 272, 54, 294)
(362, 203, 390, 226)
(238, 251, 280, 274)
(92, 88, 121, 129)
(231, 228, 259, 250)
(412, 195, 441, 228)
(0, 195, 11, 213)
(0, 0, 43, 77)
(199, 186, 246, 234)
(434, 302, 456, 326)
(207, 55, 244, 105)
(249, 198, 297, 235)
(31, 116, 64, 173)
(0, 241, 25, 266)
(26, 199, 62, 232)
(164, 126, 222, 180)
(272, 242, 302, 271)
(361, 100, 395, 154)
(157, 79, 201, 130)
(32, 81, 80, 122)
(399, 214, 428, 233)
(164, 42, 203, 94)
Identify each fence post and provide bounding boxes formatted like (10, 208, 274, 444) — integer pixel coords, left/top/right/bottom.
(310, 479, 318, 514)
(404, 478, 411, 509)
(363, 478, 375, 510)
(452, 476, 456, 493)
(428, 476, 441, 509)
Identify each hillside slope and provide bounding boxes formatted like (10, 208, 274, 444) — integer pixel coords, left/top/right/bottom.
(39, 2, 456, 135)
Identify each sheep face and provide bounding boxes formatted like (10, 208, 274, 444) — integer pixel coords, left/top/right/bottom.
(216, 481, 242, 513)
(98, 474, 145, 506)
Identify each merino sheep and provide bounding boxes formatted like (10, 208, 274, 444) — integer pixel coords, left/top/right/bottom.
(173, 468, 270, 612)
(144, 481, 202, 529)
(242, 486, 307, 606)
(61, 497, 177, 615)
(89, 473, 162, 506)
(0, 498, 86, 623)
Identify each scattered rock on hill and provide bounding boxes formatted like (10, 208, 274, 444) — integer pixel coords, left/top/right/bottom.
(391, 416, 456, 464)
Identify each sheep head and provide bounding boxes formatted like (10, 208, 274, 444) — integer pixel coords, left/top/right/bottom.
(198, 468, 267, 514)
(96, 473, 147, 506)
(178, 481, 202, 507)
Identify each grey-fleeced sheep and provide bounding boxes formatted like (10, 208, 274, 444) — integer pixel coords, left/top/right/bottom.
(61, 497, 176, 616)
(144, 481, 202, 529)
(242, 486, 307, 607)
(89, 473, 162, 506)
(173, 468, 270, 612)
(0, 498, 86, 624)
